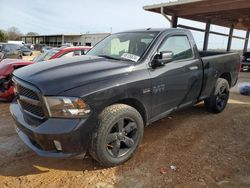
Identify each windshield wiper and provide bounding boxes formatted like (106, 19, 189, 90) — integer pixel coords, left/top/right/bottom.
(120, 57, 136, 62)
(98, 55, 121, 61)
(98, 54, 136, 63)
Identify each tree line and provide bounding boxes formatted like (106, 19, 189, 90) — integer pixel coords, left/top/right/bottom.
(0, 26, 38, 42)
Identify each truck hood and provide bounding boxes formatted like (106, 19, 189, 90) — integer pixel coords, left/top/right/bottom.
(0, 59, 34, 76)
(13, 55, 133, 95)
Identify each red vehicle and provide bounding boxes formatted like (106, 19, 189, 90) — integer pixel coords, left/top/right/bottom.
(0, 46, 92, 101)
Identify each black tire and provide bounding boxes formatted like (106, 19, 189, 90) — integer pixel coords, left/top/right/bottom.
(204, 78, 230, 113)
(89, 104, 144, 167)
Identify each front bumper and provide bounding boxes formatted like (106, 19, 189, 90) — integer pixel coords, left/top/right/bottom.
(10, 102, 97, 159)
(0, 86, 14, 101)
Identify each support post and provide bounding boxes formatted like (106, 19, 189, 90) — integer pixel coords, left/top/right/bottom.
(160, 6, 178, 28)
(172, 16, 178, 28)
(243, 29, 250, 52)
(203, 21, 211, 51)
(62, 35, 64, 45)
(227, 25, 234, 51)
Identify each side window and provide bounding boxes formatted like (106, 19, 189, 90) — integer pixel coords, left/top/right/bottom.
(81, 50, 86, 55)
(12, 45, 20, 51)
(60, 51, 74, 58)
(3, 45, 11, 52)
(9, 45, 16, 52)
(73, 50, 81, 56)
(158, 35, 193, 61)
(60, 51, 83, 58)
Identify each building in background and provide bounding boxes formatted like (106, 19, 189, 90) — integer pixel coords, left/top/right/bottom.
(21, 33, 110, 47)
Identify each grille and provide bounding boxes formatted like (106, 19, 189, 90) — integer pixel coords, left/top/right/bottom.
(19, 100, 45, 118)
(17, 84, 39, 100)
(14, 79, 45, 119)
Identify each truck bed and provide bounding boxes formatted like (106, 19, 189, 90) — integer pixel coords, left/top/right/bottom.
(198, 51, 240, 100)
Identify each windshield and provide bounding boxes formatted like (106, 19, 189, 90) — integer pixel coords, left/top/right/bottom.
(33, 49, 59, 62)
(87, 32, 159, 62)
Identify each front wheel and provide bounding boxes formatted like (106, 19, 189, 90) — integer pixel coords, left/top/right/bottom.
(89, 104, 144, 167)
(204, 78, 230, 113)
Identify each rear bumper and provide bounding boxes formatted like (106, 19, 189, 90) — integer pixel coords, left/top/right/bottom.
(22, 52, 32, 56)
(10, 102, 97, 159)
(241, 62, 250, 66)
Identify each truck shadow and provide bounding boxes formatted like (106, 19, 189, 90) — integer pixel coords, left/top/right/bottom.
(0, 93, 249, 178)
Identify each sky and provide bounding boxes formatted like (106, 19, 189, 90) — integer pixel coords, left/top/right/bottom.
(0, 0, 248, 50)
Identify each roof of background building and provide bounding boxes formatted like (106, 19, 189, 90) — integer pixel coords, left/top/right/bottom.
(22, 33, 110, 38)
(144, 0, 250, 30)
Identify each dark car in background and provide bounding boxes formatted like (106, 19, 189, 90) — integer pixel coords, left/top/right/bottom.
(0, 43, 4, 51)
(241, 52, 250, 71)
(0, 43, 22, 61)
(20, 46, 33, 56)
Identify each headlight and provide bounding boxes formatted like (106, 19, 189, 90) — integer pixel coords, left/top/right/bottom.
(44, 96, 91, 118)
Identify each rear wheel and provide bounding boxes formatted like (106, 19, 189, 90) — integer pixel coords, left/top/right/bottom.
(204, 78, 230, 113)
(89, 104, 144, 167)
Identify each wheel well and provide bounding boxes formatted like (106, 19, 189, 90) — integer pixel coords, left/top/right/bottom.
(220, 72, 232, 87)
(115, 98, 148, 126)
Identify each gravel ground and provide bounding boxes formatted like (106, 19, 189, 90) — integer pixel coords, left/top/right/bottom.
(22, 50, 40, 61)
(0, 72, 249, 188)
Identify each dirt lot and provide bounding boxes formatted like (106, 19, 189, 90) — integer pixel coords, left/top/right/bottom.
(22, 51, 40, 61)
(0, 72, 249, 188)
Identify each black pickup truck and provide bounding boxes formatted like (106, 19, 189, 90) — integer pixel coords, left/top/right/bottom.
(10, 28, 240, 167)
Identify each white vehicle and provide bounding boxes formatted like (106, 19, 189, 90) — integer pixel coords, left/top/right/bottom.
(7, 41, 25, 45)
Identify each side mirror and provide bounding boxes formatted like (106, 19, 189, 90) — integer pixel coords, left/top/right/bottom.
(151, 51, 174, 68)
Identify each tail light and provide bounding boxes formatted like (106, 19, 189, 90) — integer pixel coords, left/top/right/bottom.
(240, 55, 244, 62)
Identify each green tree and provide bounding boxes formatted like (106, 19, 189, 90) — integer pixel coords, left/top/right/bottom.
(26, 32, 39, 36)
(0, 30, 6, 42)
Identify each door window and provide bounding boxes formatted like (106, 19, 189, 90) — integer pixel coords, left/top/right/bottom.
(73, 50, 81, 56)
(60, 51, 74, 58)
(158, 36, 193, 61)
(2, 45, 11, 52)
(60, 50, 83, 58)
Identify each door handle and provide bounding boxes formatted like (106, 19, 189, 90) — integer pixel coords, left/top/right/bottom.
(188, 66, 198, 70)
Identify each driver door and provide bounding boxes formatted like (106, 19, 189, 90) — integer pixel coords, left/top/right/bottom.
(149, 34, 203, 118)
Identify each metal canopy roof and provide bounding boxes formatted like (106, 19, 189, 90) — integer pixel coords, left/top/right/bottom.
(144, 0, 250, 30)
